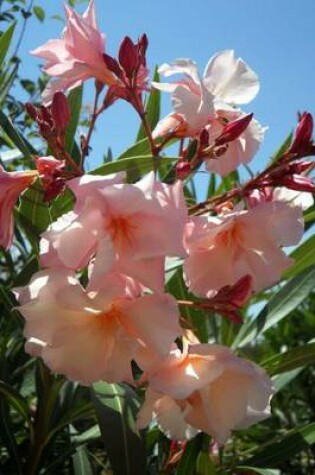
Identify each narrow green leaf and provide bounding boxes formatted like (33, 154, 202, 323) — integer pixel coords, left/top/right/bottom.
(177, 435, 202, 475)
(14, 255, 39, 286)
(0, 380, 31, 424)
(261, 342, 315, 376)
(0, 23, 15, 68)
(72, 446, 93, 475)
(0, 399, 23, 475)
(118, 138, 150, 159)
(91, 382, 146, 475)
(19, 179, 51, 235)
(284, 234, 315, 279)
(270, 131, 293, 162)
(94, 154, 176, 177)
(136, 66, 160, 141)
(243, 423, 315, 467)
(271, 368, 302, 393)
(65, 85, 83, 158)
(0, 110, 37, 158)
(33, 5, 45, 22)
(196, 451, 218, 474)
(233, 265, 315, 348)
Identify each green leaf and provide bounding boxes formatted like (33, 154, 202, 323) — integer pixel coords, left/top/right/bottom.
(65, 85, 83, 159)
(233, 265, 315, 348)
(94, 154, 176, 178)
(0, 380, 32, 424)
(118, 138, 151, 159)
(0, 23, 15, 68)
(284, 234, 315, 279)
(196, 452, 218, 474)
(236, 467, 279, 475)
(261, 342, 315, 376)
(0, 110, 37, 158)
(91, 382, 146, 475)
(72, 446, 94, 475)
(19, 179, 51, 235)
(14, 255, 39, 286)
(243, 423, 315, 467)
(271, 368, 303, 393)
(177, 435, 202, 475)
(136, 66, 160, 141)
(270, 131, 292, 162)
(33, 5, 45, 22)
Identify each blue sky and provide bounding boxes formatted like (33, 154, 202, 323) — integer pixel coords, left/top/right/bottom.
(16, 0, 315, 182)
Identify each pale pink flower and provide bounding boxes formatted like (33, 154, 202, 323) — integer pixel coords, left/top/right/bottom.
(0, 166, 38, 249)
(153, 51, 259, 138)
(137, 344, 273, 444)
(31, 0, 117, 103)
(204, 109, 266, 176)
(184, 201, 304, 297)
(40, 173, 188, 292)
(15, 269, 181, 385)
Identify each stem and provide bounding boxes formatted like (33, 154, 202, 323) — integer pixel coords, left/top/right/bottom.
(189, 151, 300, 215)
(80, 85, 103, 167)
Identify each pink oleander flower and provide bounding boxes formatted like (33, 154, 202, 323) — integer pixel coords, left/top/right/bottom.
(31, 0, 117, 103)
(15, 269, 181, 385)
(184, 201, 304, 297)
(204, 109, 266, 176)
(40, 172, 188, 292)
(153, 50, 259, 139)
(137, 344, 273, 444)
(0, 166, 38, 249)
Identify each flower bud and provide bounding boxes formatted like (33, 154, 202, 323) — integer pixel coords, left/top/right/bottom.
(289, 112, 313, 154)
(119, 36, 138, 77)
(276, 175, 315, 193)
(51, 92, 70, 130)
(215, 113, 253, 146)
(176, 160, 191, 180)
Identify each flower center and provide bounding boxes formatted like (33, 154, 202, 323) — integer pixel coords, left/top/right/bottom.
(106, 215, 136, 251)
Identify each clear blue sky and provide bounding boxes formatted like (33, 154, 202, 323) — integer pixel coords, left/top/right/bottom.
(16, 0, 315, 180)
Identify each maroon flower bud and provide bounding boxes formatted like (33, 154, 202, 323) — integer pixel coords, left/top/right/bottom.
(276, 175, 315, 193)
(215, 113, 253, 146)
(228, 275, 253, 307)
(285, 160, 313, 175)
(103, 53, 123, 79)
(289, 112, 313, 154)
(25, 102, 38, 120)
(137, 34, 148, 66)
(119, 36, 138, 77)
(176, 160, 191, 180)
(199, 128, 209, 147)
(51, 92, 70, 130)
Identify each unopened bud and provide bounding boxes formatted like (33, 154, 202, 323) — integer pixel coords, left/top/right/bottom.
(51, 92, 70, 130)
(199, 128, 209, 147)
(103, 54, 123, 78)
(176, 160, 191, 180)
(119, 36, 138, 77)
(277, 175, 315, 193)
(289, 112, 313, 154)
(215, 113, 253, 146)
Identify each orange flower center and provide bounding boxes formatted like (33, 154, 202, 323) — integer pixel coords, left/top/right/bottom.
(106, 215, 137, 251)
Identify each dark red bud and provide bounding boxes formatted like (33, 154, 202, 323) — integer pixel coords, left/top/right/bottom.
(138, 34, 148, 66)
(228, 275, 253, 307)
(215, 113, 253, 146)
(199, 128, 209, 147)
(25, 102, 38, 120)
(103, 53, 122, 78)
(176, 160, 191, 180)
(119, 36, 138, 77)
(39, 105, 53, 127)
(51, 92, 70, 130)
(289, 112, 313, 154)
(276, 175, 315, 193)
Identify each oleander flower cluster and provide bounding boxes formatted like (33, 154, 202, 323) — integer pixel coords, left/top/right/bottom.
(1, 0, 314, 447)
